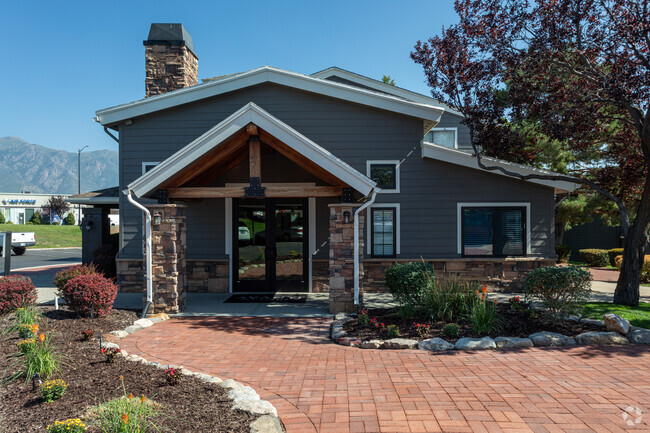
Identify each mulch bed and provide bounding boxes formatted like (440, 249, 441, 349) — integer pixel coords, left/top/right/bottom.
(0, 306, 258, 433)
(343, 304, 604, 343)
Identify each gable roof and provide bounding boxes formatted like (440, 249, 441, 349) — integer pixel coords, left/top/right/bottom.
(95, 66, 444, 133)
(421, 142, 578, 192)
(127, 102, 377, 198)
(311, 67, 465, 118)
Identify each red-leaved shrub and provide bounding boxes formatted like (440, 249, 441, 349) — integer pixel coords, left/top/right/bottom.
(61, 274, 117, 317)
(0, 275, 37, 314)
(53, 264, 99, 292)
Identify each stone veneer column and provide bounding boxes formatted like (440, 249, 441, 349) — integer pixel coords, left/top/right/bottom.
(328, 204, 364, 314)
(147, 204, 187, 314)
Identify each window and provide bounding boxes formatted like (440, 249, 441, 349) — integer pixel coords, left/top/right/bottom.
(142, 162, 159, 174)
(371, 208, 396, 257)
(460, 206, 526, 257)
(424, 128, 457, 148)
(367, 160, 400, 193)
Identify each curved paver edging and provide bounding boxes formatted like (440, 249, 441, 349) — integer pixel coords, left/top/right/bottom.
(331, 312, 650, 351)
(101, 312, 285, 433)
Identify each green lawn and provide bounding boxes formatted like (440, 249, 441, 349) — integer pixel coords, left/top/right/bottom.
(0, 224, 81, 248)
(581, 302, 650, 328)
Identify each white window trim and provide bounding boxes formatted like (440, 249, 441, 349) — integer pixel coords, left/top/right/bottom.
(424, 127, 458, 149)
(366, 160, 400, 193)
(456, 202, 532, 255)
(366, 203, 401, 256)
(141, 161, 160, 175)
(225, 197, 316, 293)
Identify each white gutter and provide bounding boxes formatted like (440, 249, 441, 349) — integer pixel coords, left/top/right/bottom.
(124, 190, 153, 318)
(354, 191, 378, 306)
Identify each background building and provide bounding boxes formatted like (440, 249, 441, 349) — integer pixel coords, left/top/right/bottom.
(0, 192, 81, 224)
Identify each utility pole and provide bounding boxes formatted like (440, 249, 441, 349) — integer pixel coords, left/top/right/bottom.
(78, 146, 88, 224)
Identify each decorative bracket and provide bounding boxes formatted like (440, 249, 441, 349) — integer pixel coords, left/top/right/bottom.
(244, 177, 265, 197)
(341, 187, 353, 203)
(156, 189, 169, 204)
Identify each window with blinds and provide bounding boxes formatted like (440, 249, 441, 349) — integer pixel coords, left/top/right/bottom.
(462, 207, 525, 257)
(371, 208, 396, 257)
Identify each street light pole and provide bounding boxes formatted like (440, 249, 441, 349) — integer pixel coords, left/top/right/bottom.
(78, 146, 88, 224)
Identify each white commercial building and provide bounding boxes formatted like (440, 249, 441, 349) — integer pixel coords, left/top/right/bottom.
(0, 192, 82, 224)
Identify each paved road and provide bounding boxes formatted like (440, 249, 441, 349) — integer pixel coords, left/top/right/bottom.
(0, 247, 81, 274)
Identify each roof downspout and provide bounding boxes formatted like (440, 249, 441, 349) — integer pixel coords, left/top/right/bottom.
(354, 190, 378, 306)
(124, 190, 153, 318)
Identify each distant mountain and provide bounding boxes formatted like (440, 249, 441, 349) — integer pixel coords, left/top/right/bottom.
(0, 137, 118, 194)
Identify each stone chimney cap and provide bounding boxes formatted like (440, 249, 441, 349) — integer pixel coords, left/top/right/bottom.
(144, 23, 197, 58)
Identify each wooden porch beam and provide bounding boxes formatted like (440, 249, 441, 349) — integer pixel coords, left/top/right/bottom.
(249, 139, 261, 178)
(168, 185, 343, 199)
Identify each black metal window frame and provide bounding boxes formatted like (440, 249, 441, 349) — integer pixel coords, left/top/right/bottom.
(370, 207, 397, 258)
(369, 163, 397, 190)
(461, 206, 527, 258)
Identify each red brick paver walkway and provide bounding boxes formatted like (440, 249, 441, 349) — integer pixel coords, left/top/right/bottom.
(122, 318, 650, 433)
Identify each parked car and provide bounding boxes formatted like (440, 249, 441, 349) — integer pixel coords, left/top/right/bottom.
(238, 222, 251, 245)
(0, 231, 36, 255)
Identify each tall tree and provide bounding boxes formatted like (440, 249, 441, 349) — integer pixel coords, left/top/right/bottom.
(412, 0, 649, 305)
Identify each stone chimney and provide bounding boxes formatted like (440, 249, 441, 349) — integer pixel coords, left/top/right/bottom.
(144, 23, 198, 98)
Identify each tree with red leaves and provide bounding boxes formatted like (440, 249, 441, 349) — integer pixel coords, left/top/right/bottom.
(412, 0, 649, 305)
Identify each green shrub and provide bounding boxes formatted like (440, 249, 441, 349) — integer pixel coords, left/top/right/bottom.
(608, 248, 624, 266)
(47, 419, 87, 433)
(470, 297, 502, 335)
(384, 261, 434, 319)
(615, 255, 650, 283)
(25, 221, 33, 225)
(0, 211, 4, 224)
(578, 249, 609, 267)
(64, 213, 76, 225)
(358, 310, 369, 325)
(30, 211, 42, 225)
(442, 323, 459, 338)
(555, 245, 571, 263)
(386, 324, 400, 338)
(525, 265, 591, 322)
(40, 379, 67, 403)
(423, 276, 480, 322)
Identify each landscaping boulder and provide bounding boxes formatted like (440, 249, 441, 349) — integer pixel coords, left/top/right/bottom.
(133, 318, 154, 328)
(360, 340, 383, 349)
(250, 415, 284, 433)
(454, 337, 496, 350)
(580, 318, 605, 327)
(232, 399, 277, 416)
(99, 341, 120, 350)
(228, 386, 260, 402)
(575, 331, 629, 345)
(124, 324, 144, 334)
(627, 327, 650, 344)
(109, 330, 129, 339)
(336, 337, 361, 346)
(418, 338, 454, 351)
(529, 332, 577, 347)
(494, 337, 534, 349)
(603, 313, 631, 335)
(383, 338, 419, 349)
(331, 324, 347, 340)
(220, 379, 244, 389)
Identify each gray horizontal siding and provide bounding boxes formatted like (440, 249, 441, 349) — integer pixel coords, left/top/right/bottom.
(118, 82, 555, 261)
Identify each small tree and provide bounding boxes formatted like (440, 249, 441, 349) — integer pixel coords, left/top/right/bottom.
(64, 213, 76, 225)
(30, 211, 42, 225)
(47, 196, 70, 224)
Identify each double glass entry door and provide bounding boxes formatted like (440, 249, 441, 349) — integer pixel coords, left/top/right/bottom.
(233, 198, 308, 292)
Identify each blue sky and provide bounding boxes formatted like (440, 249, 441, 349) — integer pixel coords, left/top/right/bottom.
(2, 0, 458, 152)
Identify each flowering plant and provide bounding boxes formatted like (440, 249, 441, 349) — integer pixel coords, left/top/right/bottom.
(164, 366, 183, 386)
(40, 379, 67, 403)
(412, 322, 430, 338)
(82, 329, 94, 341)
(19, 323, 38, 338)
(47, 418, 87, 433)
(358, 310, 370, 326)
(508, 296, 524, 311)
(17, 338, 36, 354)
(101, 347, 121, 363)
(386, 324, 400, 338)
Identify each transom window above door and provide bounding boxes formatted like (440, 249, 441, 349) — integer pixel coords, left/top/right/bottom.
(424, 128, 458, 149)
(367, 160, 400, 193)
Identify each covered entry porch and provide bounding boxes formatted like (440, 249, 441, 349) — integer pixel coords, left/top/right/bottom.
(125, 103, 376, 315)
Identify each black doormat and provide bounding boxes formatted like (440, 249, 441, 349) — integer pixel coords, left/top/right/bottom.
(224, 294, 307, 304)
